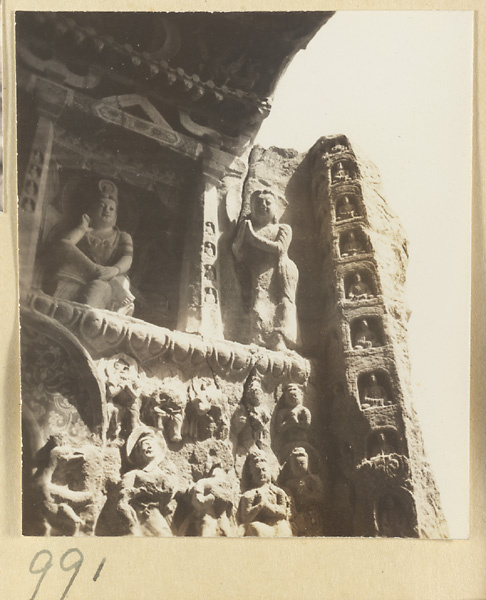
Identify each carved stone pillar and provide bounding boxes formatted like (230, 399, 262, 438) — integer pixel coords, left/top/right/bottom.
(18, 115, 54, 298)
(177, 148, 246, 340)
(177, 162, 224, 338)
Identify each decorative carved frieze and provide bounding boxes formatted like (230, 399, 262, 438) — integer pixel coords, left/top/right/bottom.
(25, 292, 311, 385)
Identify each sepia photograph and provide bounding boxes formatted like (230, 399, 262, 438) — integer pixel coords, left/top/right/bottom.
(16, 10, 471, 542)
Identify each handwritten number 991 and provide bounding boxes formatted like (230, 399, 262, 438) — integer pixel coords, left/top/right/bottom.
(29, 548, 105, 600)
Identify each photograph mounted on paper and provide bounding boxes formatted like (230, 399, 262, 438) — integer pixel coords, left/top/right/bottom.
(17, 11, 470, 538)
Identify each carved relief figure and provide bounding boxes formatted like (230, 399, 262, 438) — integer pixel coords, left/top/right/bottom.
(238, 450, 292, 537)
(117, 427, 178, 536)
(142, 382, 186, 444)
(53, 180, 135, 315)
(179, 466, 237, 537)
(347, 272, 373, 299)
(102, 354, 142, 441)
(336, 195, 356, 220)
(275, 384, 311, 446)
(232, 371, 270, 453)
(281, 447, 324, 536)
(353, 318, 380, 349)
(341, 231, 365, 257)
(184, 378, 228, 442)
(31, 435, 106, 536)
(232, 189, 299, 351)
(361, 374, 391, 409)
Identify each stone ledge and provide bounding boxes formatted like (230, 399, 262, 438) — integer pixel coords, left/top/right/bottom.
(25, 292, 310, 385)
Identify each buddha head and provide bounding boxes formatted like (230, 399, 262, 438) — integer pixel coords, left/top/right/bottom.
(126, 427, 164, 468)
(89, 180, 119, 230)
(288, 446, 310, 476)
(248, 449, 272, 486)
(250, 190, 278, 227)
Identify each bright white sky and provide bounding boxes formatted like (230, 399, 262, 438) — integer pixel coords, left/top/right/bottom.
(255, 11, 473, 538)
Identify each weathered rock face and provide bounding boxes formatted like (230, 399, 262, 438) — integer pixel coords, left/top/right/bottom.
(17, 12, 447, 538)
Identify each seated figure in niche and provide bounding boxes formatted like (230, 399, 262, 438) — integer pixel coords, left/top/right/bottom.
(347, 272, 373, 300)
(361, 374, 391, 409)
(117, 427, 178, 537)
(275, 384, 311, 446)
(337, 196, 357, 220)
(238, 449, 292, 537)
(280, 447, 324, 536)
(333, 162, 352, 183)
(341, 231, 365, 257)
(232, 189, 299, 351)
(368, 431, 397, 458)
(178, 465, 237, 537)
(53, 180, 135, 315)
(353, 319, 380, 349)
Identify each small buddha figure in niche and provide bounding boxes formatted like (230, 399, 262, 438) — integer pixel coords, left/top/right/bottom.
(53, 180, 135, 315)
(238, 449, 292, 537)
(362, 374, 391, 409)
(275, 384, 311, 445)
(204, 265, 216, 281)
(232, 189, 299, 351)
(368, 431, 397, 458)
(204, 242, 216, 258)
(348, 272, 373, 300)
(205, 221, 216, 236)
(204, 287, 217, 304)
(353, 319, 380, 349)
(29, 165, 41, 179)
(281, 447, 324, 536)
(179, 465, 237, 537)
(25, 180, 38, 197)
(333, 162, 351, 183)
(32, 149, 44, 165)
(341, 231, 365, 257)
(337, 196, 356, 220)
(117, 427, 178, 536)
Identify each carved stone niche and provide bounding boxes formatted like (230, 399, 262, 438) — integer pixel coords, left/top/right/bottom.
(374, 490, 418, 538)
(37, 170, 189, 330)
(357, 371, 394, 411)
(343, 268, 377, 300)
(330, 160, 358, 185)
(339, 228, 369, 258)
(366, 428, 400, 459)
(350, 316, 384, 350)
(335, 193, 362, 221)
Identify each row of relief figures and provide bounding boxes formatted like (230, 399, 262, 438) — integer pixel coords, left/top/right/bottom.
(24, 352, 328, 537)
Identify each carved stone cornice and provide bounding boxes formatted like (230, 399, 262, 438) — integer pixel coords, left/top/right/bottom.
(25, 292, 310, 386)
(53, 127, 187, 191)
(19, 72, 248, 178)
(21, 13, 270, 109)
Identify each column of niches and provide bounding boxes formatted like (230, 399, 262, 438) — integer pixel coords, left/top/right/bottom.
(329, 144, 417, 535)
(328, 147, 396, 417)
